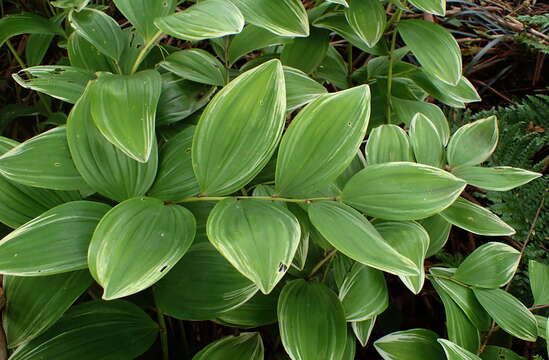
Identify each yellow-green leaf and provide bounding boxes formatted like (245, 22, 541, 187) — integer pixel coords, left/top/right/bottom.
(529, 260, 549, 306)
(365, 124, 414, 165)
(410, 113, 445, 168)
(160, 49, 227, 86)
(345, 0, 386, 47)
(453, 166, 541, 191)
(113, 0, 175, 41)
(447, 116, 498, 169)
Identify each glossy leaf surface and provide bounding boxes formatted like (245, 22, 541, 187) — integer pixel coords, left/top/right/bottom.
(438, 339, 481, 360)
(421, 215, 452, 257)
(352, 317, 376, 347)
(374, 328, 445, 360)
(193, 333, 264, 360)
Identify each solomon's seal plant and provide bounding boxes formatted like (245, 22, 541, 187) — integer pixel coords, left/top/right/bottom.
(0, 0, 546, 359)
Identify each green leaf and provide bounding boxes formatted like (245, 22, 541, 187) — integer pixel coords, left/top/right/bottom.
(281, 28, 329, 73)
(454, 242, 520, 288)
(342, 162, 466, 220)
(365, 124, 414, 165)
(51, 0, 89, 10)
(345, 0, 386, 47)
(68, 8, 124, 61)
(438, 339, 481, 360)
(374, 328, 446, 360)
(420, 215, 451, 257)
(25, 33, 54, 66)
(352, 317, 376, 347)
(535, 315, 547, 340)
(278, 280, 347, 360)
(0, 127, 86, 191)
(193, 333, 264, 360)
(193, 59, 285, 196)
(12, 66, 94, 104)
(308, 201, 418, 276)
(408, 0, 445, 16)
(374, 220, 429, 294)
(326, 0, 349, 6)
(529, 260, 549, 306)
(155, 0, 244, 41)
(228, 25, 293, 65)
(155, 243, 258, 320)
(160, 49, 227, 86)
(67, 90, 157, 202)
(276, 86, 370, 196)
(228, 0, 309, 37)
(480, 346, 526, 360)
(339, 262, 388, 321)
(156, 73, 215, 126)
(67, 32, 113, 72)
(453, 166, 541, 191)
(428, 75, 481, 104)
(207, 198, 300, 294)
(284, 66, 327, 112)
(0, 201, 110, 276)
(113, 0, 175, 41)
(440, 198, 515, 236)
(398, 20, 461, 85)
(473, 288, 537, 342)
(87, 70, 161, 163)
(148, 126, 199, 202)
(406, 70, 465, 108)
(3, 271, 93, 348)
(9, 300, 158, 360)
(447, 116, 498, 169)
(391, 97, 450, 145)
(429, 267, 491, 331)
(217, 290, 278, 328)
(316, 45, 351, 89)
(0, 13, 64, 47)
(410, 113, 445, 168)
(88, 197, 195, 300)
(342, 330, 357, 360)
(287, 203, 311, 271)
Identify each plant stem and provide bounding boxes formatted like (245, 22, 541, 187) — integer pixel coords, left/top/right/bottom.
(156, 308, 169, 360)
(177, 195, 340, 204)
(385, 9, 403, 125)
(426, 273, 472, 288)
(308, 249, 338, 279)
(130, 31, 163, 74)
(223, 36, 232, 84)
(529, 304, 549, 311)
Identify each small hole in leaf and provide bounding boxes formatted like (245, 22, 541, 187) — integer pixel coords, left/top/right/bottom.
(160, 265, 167, 273)
(278, 263, 288, 273)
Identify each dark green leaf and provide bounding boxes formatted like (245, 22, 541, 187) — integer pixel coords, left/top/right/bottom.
(374, 328, 445, 360)
(0, 13, 63, 47)
(193, 333, 264, 360)
(160, 49, 226, 86)
(281, 28, 329, 73)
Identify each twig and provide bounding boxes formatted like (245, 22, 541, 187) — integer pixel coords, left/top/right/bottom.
(308, 249, 338, 279)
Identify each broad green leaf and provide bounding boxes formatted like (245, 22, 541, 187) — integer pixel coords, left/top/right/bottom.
(156, 73, 215, 126)
(228, 0, 309, 37)
(155, 0, 244, 41)
(410, 113, 445, 168)
(25, 32, 54, 66)
(68, 8, 124, 61)
(207, 198, 300, 294)
(284, 66, 327, 112)
(339, 263, 388, 321)
(275, 86, 370, 196)
(313, 13, 387, 55)
(0, 13, 63, 47)
(316, 45, 351, 89)
(67, 89, 157, 202)
(408, 0, 446, 16)
(113, 0, 175, 41)
(0, 127, 86, 191)
(342, 162, 466, 220)
(67, 32, 113, 72)
(473, 288, 537, 342)
(438, 339, 481, 360)
(228, 25, 293, 64)
(453, 166, 541, 191)
(326, 0, 349, 6)
(365, 124, 414, 165)
(440, 198, 515, 236)
(193, 59, 285, 196)
(535, 315, 547, 340)
(148, 126, 199, 201)
(420, 215, 451, 257)
(12, 66, 94, 104)
(281, 28, 329, 73)
(352, 317, 376, 347)
(287, 203, 311, 270)
(391, 97, 450, 145)
(343, 331, 357, 360)
(0, 201, 110, 276)
(429, 267, 491, 331)
(431, 276, 480, 353)
(454, 242, 520, 288)
(308, 201, 418, 276)
(51, 0, 89, 10)
(278, 280, 347, 360)
(88, 198, 195, 300)
(9, 300, 158, 360)
(160, 49, 227, 86)
(447, 116, 498, 169)
(374, 328, 445, 360)
(184, 201, 216, 244)
(217, 290, 278, 328)
(406, 70, 465, 108)
(155, 243, 258, 320)
(193, 333, 264, 360)
(480, 346, 526, 360)
(428, 75, 481, 103)
(374, 220, 429, 294)
(529, 260, 549, 306)
(398, 20, 461, 85)
(3, 271, 92, 348)
(87, 70, 161, 163)
(345, 0, 386, 47)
